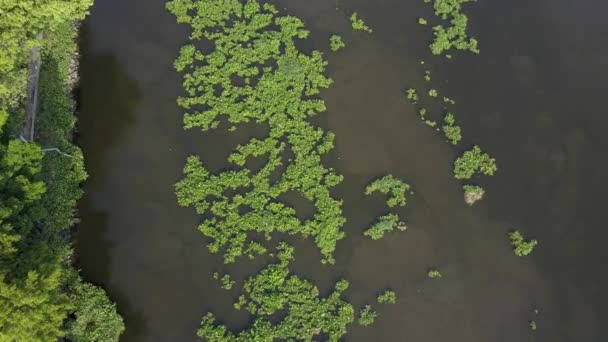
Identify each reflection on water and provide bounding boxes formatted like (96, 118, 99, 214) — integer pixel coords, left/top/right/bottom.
(77, 0, 608, 341)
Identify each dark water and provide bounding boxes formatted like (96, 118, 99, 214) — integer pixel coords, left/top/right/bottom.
(76, 0, 608, 341)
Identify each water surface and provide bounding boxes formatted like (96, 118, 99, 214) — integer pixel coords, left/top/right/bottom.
(77, 0, 608, 341)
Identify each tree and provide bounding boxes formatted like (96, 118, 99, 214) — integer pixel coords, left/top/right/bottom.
(66, 281, 125, 342)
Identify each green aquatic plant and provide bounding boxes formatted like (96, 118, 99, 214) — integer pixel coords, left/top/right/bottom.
(463, 184, 485, 205)
(419, 108, 428, 119)
(197, 243, 356, 341)
(424, 70, 432, 81)
(453, 146, 497, 180)
(350, 12, 372, 33)
(358, 305, 377, 327)
(169, 0, 346, 264)
(364, 214, 401, 240)
(406, 88, 419, 103)
(218, 274, 236, 290)
(427, 269, 442, 278)
(529, 320, 537, 331)
(509, 231, 538, 256)
(330, 34, 346, 51)
(377, 290, 397, 304)
(365, 174, 411, 207)
(428, 88, 438, 97)
(424, 0, 480, 55)
(418, 17, 428, 25)
(442, 112, 462, 145)
(425, 119, 437, 127)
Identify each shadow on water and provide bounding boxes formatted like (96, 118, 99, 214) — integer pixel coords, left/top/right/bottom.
(75, 24, 146, 341)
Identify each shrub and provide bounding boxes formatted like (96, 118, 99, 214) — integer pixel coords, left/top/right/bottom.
(364, 214, 400, 240)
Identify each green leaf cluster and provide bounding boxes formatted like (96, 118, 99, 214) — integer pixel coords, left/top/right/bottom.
(424, 0, 479, 55)
(509, 231, 538, 256)
(377, 290, 397, 304)
(66, 280, 125, 342)
(453, 146, 497, 180)
(364, 214, 401, 240)
(0, 11, 124, 341)
(427, 269, 442, 278)
(350, 13, 373, 33)
(198, 243, 355, 341)
(169, 0, 347, 264)
(329, 35, 346, 52)
(358, 305, 377, 327)
(442, 112, 461, 145)
(365, 175, 411, 207)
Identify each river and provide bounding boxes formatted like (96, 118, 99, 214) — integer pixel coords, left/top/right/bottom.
(76, 0, 608, 341)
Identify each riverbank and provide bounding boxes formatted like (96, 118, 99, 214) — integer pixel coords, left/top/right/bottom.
(0, 2, 124, 340)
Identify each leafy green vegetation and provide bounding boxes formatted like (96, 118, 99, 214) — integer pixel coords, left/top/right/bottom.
(350, 12, 373, 33)
(0, 2, 123, 341)
(442, 112, 462, 145)
(509, 231, 538, 256)
(418, 17, 428, 25)
(428, 88, 438, 97)
(427, 269, 442, 278)
(169, 0, 346, 265)
(330, 35, 346, 52)
(453, 146, 497, 180)
(406, 88, 419, 103)
(377, 290, 397, 304)
(66, 280, 125, 342)
(529, 320, 537, 331)
(365, 175, 411, 207)
(214, 273, 236, 290)
(463, 184, 485, 205)
(198, 243, 355, 341)
(364, 214, 402, 240)
(358, 305, 378, 327)
(424, 0, 480, 55)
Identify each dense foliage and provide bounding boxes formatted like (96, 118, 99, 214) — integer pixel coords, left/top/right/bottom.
(66, 281, 125, 342)
(197, 243, 355, 341)
(423, 0, 479, 55)
(453, 146, 497, 180)
(377, 290, 397, 304)
(0, 2, 123, 340)
(0, 0, 92, 109)
(350, 13, 372, 33)
(365, 175, 410, 208)
(169, 0, 347, 264)
(509, 231, 538, 256)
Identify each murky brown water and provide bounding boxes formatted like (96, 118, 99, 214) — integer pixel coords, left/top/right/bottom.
(76, 0, 608, 341)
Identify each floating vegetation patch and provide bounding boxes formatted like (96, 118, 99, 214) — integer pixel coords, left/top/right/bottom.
(462, 184, 484, 205)
(453, 145, 497, 180)
(377, 290, 397, 304)
(199, 243, 355, 341)
(365, 174, 411, 208)
(358, 305, 378, 327)
(364, 213, 404, 240)
(330, 34, 346, 52)
(423, 0, 480, 55)
(509, 230, 538, 256)
(168, 0, 346, 265)
(350, 12, 373, 33)
(442, 112, 461, 145)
